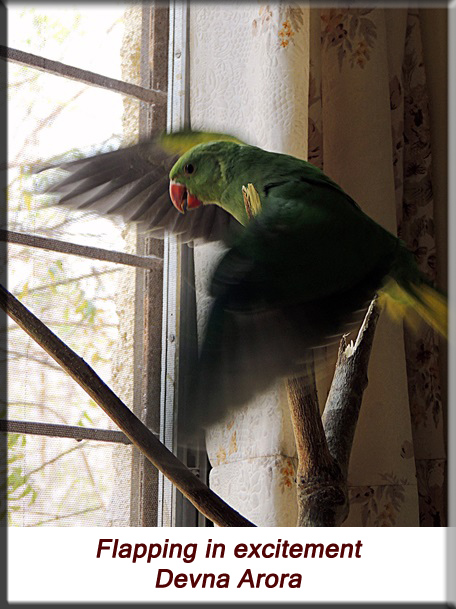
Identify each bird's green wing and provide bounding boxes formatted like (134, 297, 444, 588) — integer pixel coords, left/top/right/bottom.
(219, 178, 399, 302)
(34, 131, 243, 244)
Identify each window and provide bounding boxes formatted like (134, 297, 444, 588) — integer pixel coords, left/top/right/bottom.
(2, 2, 207, 527)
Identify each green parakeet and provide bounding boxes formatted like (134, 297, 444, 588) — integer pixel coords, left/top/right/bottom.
(41, 132, 447, 433)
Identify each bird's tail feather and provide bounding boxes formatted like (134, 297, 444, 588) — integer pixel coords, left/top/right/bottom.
(378, 277, 447, 338)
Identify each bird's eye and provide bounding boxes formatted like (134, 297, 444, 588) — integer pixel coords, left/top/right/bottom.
(184, 163, 195, 175)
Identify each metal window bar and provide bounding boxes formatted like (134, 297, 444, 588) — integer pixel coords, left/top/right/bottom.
(0, 45, 167, 105)
(0, 419, 133, 444)
(160, 0, 210, 527)
(154, 0, 188, 528)
(1, 230, 163, 270)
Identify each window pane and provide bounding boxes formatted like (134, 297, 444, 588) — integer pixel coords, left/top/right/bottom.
(6, 249, 130, 431)
(7, 5, 134, 84)
(6, 62, 139, 250)
(4, 5, 145, 527)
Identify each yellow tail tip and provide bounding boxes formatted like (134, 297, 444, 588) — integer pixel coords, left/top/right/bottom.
(379, 279, 447, 338)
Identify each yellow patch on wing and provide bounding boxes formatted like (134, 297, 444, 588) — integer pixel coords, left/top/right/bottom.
(242, 183, 262, 220)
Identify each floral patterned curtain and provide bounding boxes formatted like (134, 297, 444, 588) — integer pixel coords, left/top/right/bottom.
(394, 12, 446, 526)
(189, 4, 445, 526)
(309, 7, 445, 526)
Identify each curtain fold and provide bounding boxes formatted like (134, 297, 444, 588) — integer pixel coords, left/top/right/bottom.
(188, 3, 445, 527)
(397, 10, 446, 526)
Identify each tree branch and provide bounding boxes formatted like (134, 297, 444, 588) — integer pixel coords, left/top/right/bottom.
(0, 284, 255, 527)
(322, 298, 381, 478)
(287, 298, 381, 526)
(286, 365, 347, 527)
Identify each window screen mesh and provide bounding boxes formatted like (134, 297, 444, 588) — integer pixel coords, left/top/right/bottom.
(7, 5, 135, 84)
(4, 4, 144, 527)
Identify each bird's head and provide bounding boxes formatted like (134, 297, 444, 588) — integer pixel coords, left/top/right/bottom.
(169, 141, 237, 214)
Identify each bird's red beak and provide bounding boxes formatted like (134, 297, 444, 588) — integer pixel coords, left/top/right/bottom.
(169, 181, 186, 213)
(169, 180, 203, 213)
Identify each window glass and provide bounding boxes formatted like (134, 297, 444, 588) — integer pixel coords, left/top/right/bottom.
(7, 5, 132, 84)
(7, 63, 136, 249)
(5, 4, 141, 527)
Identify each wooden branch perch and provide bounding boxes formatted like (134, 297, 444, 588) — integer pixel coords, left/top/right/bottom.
(322, 299, 381, 478)
(0, 284, 254, 527)
(286, 365, 346, 527)
(287, 299, 381, 526)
